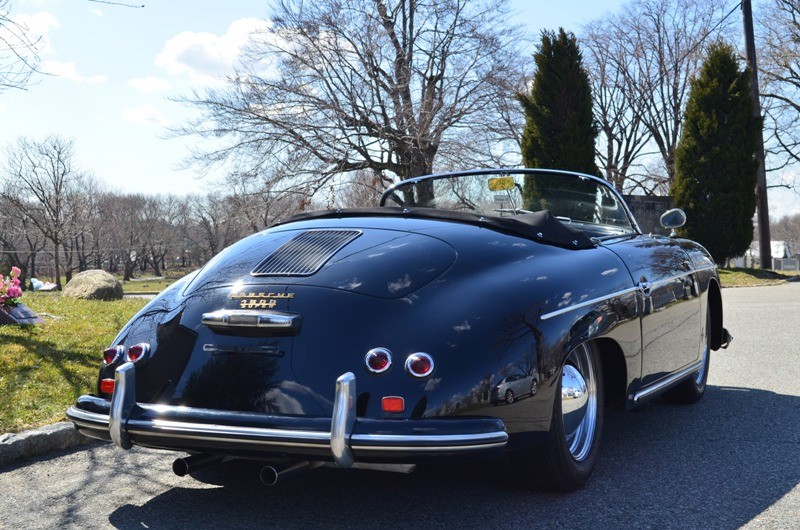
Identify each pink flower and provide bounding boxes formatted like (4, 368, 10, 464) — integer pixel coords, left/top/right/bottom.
(6, 285, 22, 298)
(10, 266, 20, 278)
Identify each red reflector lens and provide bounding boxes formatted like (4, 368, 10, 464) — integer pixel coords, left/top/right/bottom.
(405, 353, 434, 378)
(382, 396, 405, 413)
(365, 348, 392, 374)
(100, 378, 115, 394)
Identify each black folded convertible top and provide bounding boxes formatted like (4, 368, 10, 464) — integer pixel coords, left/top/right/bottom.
(272, 207, 595, 250)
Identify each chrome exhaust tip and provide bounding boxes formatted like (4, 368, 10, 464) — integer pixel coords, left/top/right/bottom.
(260, 461, 324, 486)
(172, 454, 223, 477)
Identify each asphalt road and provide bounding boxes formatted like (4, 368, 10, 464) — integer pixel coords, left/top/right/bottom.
(1, 283, 798, 529)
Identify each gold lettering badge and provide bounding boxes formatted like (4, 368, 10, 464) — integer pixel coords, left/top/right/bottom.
(239, 299, 278, 309)
(231, 292, 295, 300)
(231, 291, 295, 309)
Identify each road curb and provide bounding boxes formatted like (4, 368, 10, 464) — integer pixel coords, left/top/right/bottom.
(0, 422, 91, 467)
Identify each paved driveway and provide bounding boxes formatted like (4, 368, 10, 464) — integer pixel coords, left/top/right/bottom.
(1, 283, 798, 529)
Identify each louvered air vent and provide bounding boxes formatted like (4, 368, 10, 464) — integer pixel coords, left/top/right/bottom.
(251, 229, 361, 276)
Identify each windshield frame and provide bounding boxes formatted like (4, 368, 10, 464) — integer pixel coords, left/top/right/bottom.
(380, 168, 642, 236)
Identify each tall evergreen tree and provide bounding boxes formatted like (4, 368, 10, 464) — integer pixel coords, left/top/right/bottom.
(672, 42, 760, 265)
(518, 28, 598, 174)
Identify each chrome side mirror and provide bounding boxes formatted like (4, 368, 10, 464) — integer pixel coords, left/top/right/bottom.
(660, 208, 686, 231)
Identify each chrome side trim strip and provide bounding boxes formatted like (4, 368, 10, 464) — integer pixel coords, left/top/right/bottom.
(692, 265, 718, 274)
(647, 269, 694, 288)
(109, 362, 136, 450)
(632, 360, 703, 403)
(541, 264, 717, 322)
(541, 287, 639, 321)
(330, 372, 356, 468)
(645, 266, 717, 290)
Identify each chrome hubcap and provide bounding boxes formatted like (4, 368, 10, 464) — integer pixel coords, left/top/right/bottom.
(561, 344, 597, 462)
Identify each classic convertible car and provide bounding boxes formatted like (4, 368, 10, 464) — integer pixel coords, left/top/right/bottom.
(68, 169, 731, 491)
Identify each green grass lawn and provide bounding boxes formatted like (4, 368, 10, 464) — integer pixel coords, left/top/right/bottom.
(121, 276, 176, 293)
(0, 293, 148, 434)
(718, 267, 800, 287)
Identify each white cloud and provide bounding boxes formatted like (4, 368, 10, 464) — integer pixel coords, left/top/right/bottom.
(122, 105, 170, 127)
(41, 60, 106, 83)
(9, 11, 60, 55)
(0, 103, 6, 113)
(89, 9, 103, 17)
(128, 76, 172, 93)
(155, 17, 270, 84)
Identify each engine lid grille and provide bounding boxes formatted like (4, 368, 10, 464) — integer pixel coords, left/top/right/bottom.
(251, 229, 361, 276)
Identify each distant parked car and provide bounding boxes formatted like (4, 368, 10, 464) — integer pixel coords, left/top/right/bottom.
(492, 373, 538, 404)
(68, 168, 731, 492)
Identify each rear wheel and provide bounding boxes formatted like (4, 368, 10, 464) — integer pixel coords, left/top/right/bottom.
(515, 342, 604, 492)
(505, 389, 515, 404)
(664, 310, 710, 404)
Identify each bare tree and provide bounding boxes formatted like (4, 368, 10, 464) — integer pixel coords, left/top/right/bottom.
(177, 0, 526, 200)
(185, 194, 245, 262)
(333, 170, 385, 208)
(60, 175, 104, 281)
(0, 0, 42, 92)
(581, 0, 738, 193)
(1, 136, 89, 289)
(582, 20, 652, 192)
(758, 0, 800, 189)
(138, 195, 182, 277)
(0, 201, 47, 287)
(771, 212, 800, 253)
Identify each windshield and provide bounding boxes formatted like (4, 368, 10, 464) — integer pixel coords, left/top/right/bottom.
(381, 170, 636, 237)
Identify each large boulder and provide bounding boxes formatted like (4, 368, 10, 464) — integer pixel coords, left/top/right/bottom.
(62, 270, 123, 300)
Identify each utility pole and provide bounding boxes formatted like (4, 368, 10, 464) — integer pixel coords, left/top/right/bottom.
(742, 0, 772, 269)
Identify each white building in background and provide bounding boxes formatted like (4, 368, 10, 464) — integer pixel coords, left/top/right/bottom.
(733, 240, 797, 270)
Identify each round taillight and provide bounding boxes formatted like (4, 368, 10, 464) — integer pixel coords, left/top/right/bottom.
(103, 346, 123, 365)
(405, 353, 434, 378)
(126, 343, 151, 363)
(365, 348, 392, 374)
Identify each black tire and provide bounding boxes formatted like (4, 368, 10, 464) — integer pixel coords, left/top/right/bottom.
(514, 342, 604, 492)
(663, 310, 710, 404)
(505, 389, 515, 404)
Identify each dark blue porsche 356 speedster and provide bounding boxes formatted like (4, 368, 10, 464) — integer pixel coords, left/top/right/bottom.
(68, 169, 731, 491)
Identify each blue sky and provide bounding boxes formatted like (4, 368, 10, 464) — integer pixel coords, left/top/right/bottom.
(2, 0, 798, 217)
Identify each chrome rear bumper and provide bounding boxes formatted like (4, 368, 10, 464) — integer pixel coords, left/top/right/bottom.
(67, 362, 508, 466)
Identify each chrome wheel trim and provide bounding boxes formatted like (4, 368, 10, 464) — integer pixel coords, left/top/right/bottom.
(561, 343, 598, 462)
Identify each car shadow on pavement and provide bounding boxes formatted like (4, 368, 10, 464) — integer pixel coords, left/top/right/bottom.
(105, 385, 798, 529)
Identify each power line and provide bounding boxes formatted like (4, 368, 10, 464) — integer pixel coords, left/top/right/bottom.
(86, 0, 145, 8)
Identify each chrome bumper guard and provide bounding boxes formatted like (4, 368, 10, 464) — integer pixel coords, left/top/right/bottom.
(67, 364, 508, 468)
